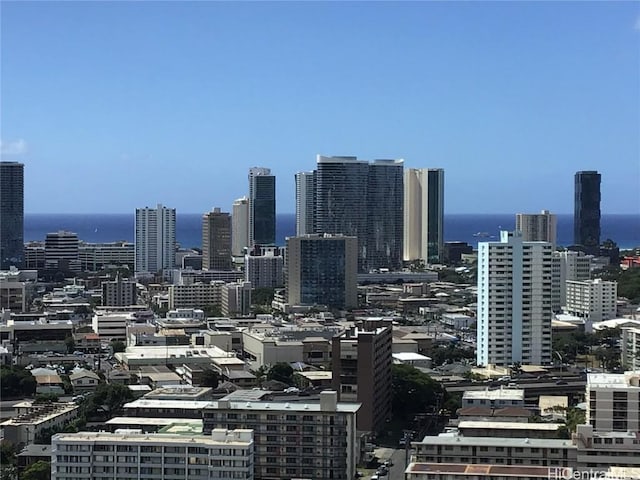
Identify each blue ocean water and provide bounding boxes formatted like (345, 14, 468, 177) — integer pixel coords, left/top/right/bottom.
(24, 213, 640, 250)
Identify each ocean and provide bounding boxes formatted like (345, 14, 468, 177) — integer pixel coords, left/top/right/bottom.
(24, 213, 640, 250)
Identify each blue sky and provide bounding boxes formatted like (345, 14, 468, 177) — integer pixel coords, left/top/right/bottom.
(1, 1, 639, 214)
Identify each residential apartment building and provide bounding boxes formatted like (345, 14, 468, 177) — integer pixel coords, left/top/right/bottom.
(294, 171, 315, 236)
(168, 281, 225, 310)
(101, 275, 137, 307)
(314, 155, 404, 272)
(332, 321, 393, 433)
(0, 276, 26, 312)
(248, 168, 276, 247)
(621, 327, 640, 371)
(78, 241, 134, 271)
(586, 372, 640, 432)
(286, 234, 358, 309)
(516, 210, 557, 248)
(135, 204, 176, 274)
(222, 281, 252, 317)
(45, 231, 81, 272)
(476, 231, 553, 367)
(574, 171, 601, 254)
(461, 388, 525, 409)
(202, 391, 360, 480)
(0, 161, 24, 270)
(412, 433, 577, 467)
(0, 402, 79, 445)
(404, 168, 444, 264)
(565, 279, 617, 323)
(244, 246, 284, 289)
(202, 208, 232, 271)
(231, 197, 249, 258)
(51, 429, 254, 480)
(551, 250, 591, 312)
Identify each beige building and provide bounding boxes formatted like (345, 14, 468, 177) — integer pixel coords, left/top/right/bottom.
(202, 391, 360, 480)
(587, 372, 640, 432)
(202, 208, 232, 271)
(0, 402, 79, 445)
(516, 210, 557, 247)
(168, 281, 225, 310)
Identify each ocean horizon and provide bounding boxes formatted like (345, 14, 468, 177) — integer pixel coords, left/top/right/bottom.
(23, 213, 640, 251)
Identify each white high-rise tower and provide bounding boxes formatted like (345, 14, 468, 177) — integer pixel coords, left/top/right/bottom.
(294, 171, 315, 236)
(477, 231, 553, 367)
(403, 168, 444, 264)
(135, 204, 176, 274)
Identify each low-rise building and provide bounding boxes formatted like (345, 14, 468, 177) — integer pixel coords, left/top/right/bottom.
(51, 428, 254, 480)
(565, 279, 617, 323)
(69, 369, 100, 393)
(0, 402, 79, 445)
(462, 388, 525, 409)
(621, 327, 640, 372)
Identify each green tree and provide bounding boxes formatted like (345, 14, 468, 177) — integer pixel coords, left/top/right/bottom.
(203, 305, 223, 317)
(0, 366, 36, 398)
(34, 393, 59, 403)
(252, 288, 275, 306)
(21, 461, 50, 480)
(86, 383, 134, 415)
(64, 336, 75, 353)
(267, 363, 294, 385)
(430, 344, 474, 366)
(110, 340, 126, 353)
(392, 364, 445, 421)
(201, 370, 220, 388)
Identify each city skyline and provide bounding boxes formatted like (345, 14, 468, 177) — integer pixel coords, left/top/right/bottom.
(1, 2, 639, 215)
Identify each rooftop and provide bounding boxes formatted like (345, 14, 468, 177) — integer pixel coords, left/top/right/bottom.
(463, 388, 524, 401)
(416, 433, 573, 449)
(405, 463, 572, 478)
(588, 372, 640, 390)
(51, 429, 252, 446)
(458, 420, 561, 431)
(0, 403, 78, 427)
(106, 417, 203, 428)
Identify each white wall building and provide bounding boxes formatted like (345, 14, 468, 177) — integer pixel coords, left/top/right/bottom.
(92, 313, 131, 341)
(51, 428, 254, 480)
(565, 279, 617, 323)
(551, 250, 591, 312)
(621, 327, 640, 372)
(403, 168, 444, 264)
(222, 281, 252, 317)
(516, 210, 557, 248)
(135, 204, 176, 275)
(477, 231, 553, 367)
(586, 372, 640, 432)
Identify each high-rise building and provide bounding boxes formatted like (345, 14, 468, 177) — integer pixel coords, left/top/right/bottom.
(232, 197, 249, 257)
(286, 234, 358, 309)
(294, 171, 316, 236)
(45, 231, 80, 272)
(403, 168, 444, 264)
(477, 231, 553, 367)
(315, 155, 403, 272)
(244, 245, 284, 289)
(574, 171, 601, 253)
(368, 160, 404, 270)
(248, 168, 275, 246)
(516, 210, 557, 248)
(202, 207, 232, 271)
(0, 161, 24, 270)
(135, 204, 176, 274)
(332, 319, 393, 433)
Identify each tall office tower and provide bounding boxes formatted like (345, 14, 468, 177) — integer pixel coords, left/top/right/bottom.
(516, 209, 557, 248)
(368, 160, 404, 271)
(0, 162, 24, 270)
(551, 250, 591, 311)
(286, 234, 358, 309)
(202, 207, 232, 270)
(477, 231, 553, 367)
(574, 171, 601, 253)
(44, 231, 80, 272)
(332, 319, 393, 433)
(403, 168, 444, 264)
(294, 170, 316, 236)
(134, 204, 176, 274)
(315, 155, 403, 272)
(248, 167, 275, 246)
(231, 196, 249, 257)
